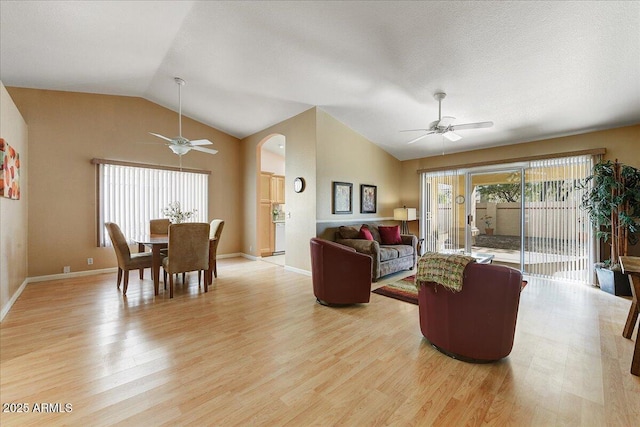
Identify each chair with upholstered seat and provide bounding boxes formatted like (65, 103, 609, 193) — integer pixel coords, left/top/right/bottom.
(105, 222, 153, 295)
(310, 237, 372, 305)
(206, 219, 225, 287)
(150, 218, 170, 235)
(417, 262, 523, 362)
(162, 222, 210, 298)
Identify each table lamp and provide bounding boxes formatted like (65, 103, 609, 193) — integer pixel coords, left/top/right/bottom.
(394, 206, 417, 234)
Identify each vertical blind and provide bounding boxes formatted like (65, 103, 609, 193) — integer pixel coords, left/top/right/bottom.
(419, 154, 596, 284)
(98, 163, 208, 246)
(420, 169, 464, 253)
(524, 155, 594, 282)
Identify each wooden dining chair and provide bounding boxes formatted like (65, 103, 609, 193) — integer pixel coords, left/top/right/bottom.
(162, 222, 210, 298)
(105, 222, 153, 295)
(206, 219, 225, 288)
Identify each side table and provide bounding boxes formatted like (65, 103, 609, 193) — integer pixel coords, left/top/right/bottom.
(619, 256, 640, 376)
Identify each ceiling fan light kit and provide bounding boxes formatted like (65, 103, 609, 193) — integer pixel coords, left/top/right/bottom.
(149, 77, 218, 157)
(403, 92, 493, 145)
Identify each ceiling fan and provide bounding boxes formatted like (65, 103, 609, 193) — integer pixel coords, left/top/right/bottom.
(403, 92, 493, 144)
(149, 77, 218, 156)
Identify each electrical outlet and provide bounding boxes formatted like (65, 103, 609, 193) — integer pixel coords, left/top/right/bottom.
(63, 266, 71, 273)
(87, 258, 93, 265)
(249, 245, 253, 252)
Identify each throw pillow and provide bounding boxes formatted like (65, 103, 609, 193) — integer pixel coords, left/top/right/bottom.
(359, 226, 374, 241)
(362, 224, 382, 243)
(338, 226, 360, 239)
(379, 225, 402, 245)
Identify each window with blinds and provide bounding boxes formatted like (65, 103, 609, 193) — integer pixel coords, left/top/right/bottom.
(96, 161, 209, 246)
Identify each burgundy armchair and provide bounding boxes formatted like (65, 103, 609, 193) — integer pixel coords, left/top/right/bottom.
(310, 238, 373, 305)
(418, 262, 523, 362)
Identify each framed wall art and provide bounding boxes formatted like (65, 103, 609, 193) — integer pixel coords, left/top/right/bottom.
(360, 184, 377, 214)
(332, 181, 352, 214)
(0, 138, 20, 200)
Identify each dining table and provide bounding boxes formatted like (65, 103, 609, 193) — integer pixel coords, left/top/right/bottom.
(135, 235, 168, 296)
(619, 256, 640, 376)
(135, 234, 218, 296)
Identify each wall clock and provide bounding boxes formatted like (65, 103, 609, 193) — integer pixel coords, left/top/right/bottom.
(455, 195, 465, 204)
(294, 177, 305, 193)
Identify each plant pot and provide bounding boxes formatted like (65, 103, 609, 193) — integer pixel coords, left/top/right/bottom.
(595, 267, 632, 296)
(485, 228, 494, 236)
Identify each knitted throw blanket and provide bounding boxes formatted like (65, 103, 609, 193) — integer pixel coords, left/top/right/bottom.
(415, 252, 476, 292)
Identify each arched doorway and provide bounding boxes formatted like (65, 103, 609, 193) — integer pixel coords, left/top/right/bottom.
(257, 134, 286, 265)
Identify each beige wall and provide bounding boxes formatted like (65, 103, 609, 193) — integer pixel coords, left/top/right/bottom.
(316, 110, 402, 220)
(1, 82, 29, 319)
(242, 108, 317, 272)
(400, 124, 640, 256)
(241, 108, 404, 274)
(7, 84, 637, 283)
(6, 87, 243, 278)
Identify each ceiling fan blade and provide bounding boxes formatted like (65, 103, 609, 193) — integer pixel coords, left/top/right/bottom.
(450, 121, 494, 131)
(191, 145, 219, 155)
(443, 131, 462, 142)
(400, 128, 430, 133)
(407, 133, 434, 145)
(188, 139, 213, 146)
(149, 132, 174, 142)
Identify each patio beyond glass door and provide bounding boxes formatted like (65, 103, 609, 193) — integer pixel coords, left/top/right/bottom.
(467, 169, 524, 270)
(420, 154, 594, 284)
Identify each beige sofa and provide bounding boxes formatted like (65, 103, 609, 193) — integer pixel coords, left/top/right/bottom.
(334, 224, 417, 281)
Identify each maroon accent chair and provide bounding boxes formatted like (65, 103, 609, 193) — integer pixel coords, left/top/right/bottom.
(418, 262, 523, 362)
(310, 238, 373, 306)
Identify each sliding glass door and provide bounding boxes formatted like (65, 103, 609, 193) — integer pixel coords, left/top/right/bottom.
(522, 156, 593, 282)
(467, 168, 524, 270)
(420, 154, 595, 284)
(420, 170, 465, 254)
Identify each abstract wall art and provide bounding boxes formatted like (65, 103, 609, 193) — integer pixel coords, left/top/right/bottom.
(0, 138, 21, 200)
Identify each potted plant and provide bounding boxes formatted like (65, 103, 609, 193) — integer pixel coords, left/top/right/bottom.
(480, 215, 494, 235)
(579, 159, 640, 296)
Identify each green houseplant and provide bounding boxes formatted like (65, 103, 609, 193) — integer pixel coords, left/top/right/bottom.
(580, 159, 640, 295)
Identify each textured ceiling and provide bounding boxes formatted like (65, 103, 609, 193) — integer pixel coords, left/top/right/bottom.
(1, 1, 639, 160)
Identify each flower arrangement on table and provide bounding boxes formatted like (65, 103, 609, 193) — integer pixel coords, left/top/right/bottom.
(163, 201, 197, 224)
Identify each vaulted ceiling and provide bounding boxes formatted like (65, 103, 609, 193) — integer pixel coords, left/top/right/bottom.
(1, 1, 638, 160)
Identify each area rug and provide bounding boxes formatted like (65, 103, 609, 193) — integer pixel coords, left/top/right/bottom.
(372, 275, 418, 305)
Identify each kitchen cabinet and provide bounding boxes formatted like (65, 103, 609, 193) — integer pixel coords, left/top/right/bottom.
(259, 202, 274, 257)
(259, 172, 285, 256)
(273, 175, 285, 204)
(260, 172, 273, 203)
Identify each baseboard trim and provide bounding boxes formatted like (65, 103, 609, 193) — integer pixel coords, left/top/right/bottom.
(27, 267, 118, 284)
(285, 265, 311, 276)
(0, 277, 29, 322)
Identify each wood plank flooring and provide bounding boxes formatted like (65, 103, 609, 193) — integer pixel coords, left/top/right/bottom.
(1, 257, 639, 426)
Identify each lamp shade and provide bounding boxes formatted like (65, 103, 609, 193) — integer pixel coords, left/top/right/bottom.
(394, 207, 417, 221)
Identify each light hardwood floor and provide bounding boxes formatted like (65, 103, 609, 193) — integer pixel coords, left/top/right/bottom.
(1, 257, 639, 426)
